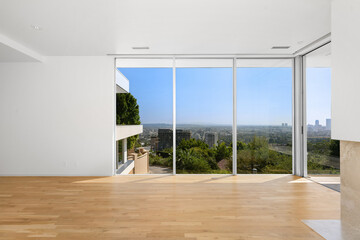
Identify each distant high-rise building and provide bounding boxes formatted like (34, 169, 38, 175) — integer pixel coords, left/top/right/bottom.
(150, 136, 159, 151)
(157, 129, 191, 151)
(158, 129, 172, 150)
(204, 132, 218, 148)
(315, 120, 320, 126)
(176, 129, 191, 145)
(193, 133, 202, 140)
(326, 118, 331, 130)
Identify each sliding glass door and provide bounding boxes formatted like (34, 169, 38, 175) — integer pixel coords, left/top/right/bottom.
(236, 59, 293, 174)
(305, 43, 339, 175)
(117, 59, 173, 174)
(175, 59, 233, 174)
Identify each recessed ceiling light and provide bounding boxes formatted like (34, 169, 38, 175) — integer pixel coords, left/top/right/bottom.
(31, 25, 42, 31)
(272, 46, 290, 49)
(132, 46, 149, 50)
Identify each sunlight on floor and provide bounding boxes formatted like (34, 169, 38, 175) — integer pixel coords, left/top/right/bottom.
(73, 174, 296, 184)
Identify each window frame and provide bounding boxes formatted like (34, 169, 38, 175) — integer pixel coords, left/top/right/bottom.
(114, 56, 299, 175)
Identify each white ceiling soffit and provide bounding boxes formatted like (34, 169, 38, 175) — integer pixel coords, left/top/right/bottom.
(0, 42, 36, 62)
(0, 0, 331, 56)
(305, 43, 331, 68)
(175, 59, 233, 68)
(117, 59, 173, 68)
(116, 58, 292, 68)
(237, 59, 292, 68)
(0, 33, 44, 62)
(116, 58, 234, 68)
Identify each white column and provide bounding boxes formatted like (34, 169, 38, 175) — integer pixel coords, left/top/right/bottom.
(232, 58, 237, 175)
(116, 140, 119, 169)
(293, 56, 306, 177)
(122, 138, 127, 163)
(172, 57, 176, 175)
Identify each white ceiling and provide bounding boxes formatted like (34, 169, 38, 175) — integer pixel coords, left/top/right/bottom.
(0, 0, 331, 59)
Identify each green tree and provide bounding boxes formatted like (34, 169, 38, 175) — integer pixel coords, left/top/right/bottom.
(178, 138, 209, 150)
(176, 149, 211, 173)
(116, 93, 140, 125)
(330, 139, 340, 157)
(237, 136, 271, 173)
(215, 142, 231, 162)
(237, 141, 246, 151)
(116, 93, 141, 150)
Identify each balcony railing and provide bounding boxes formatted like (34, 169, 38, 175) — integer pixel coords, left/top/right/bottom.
(116, 149, 149, 175)
(115, 125, 146, 174)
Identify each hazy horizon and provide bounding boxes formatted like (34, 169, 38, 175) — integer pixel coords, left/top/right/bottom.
(142, 123, 292, 127)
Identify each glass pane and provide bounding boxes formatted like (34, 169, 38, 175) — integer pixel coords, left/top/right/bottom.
(236, 59, 293, 174)
(116, 59, 173, 174)
(176, 59, 233, 174)
(306, 44, 339, 175)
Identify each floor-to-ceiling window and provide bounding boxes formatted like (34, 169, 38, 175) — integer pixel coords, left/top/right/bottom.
(115, 57, 295, 175)
(117, 59, 173, 174)
(305, 43, 339, 175)
(175, 59, 233, 174)
(236, 59, 293, 174)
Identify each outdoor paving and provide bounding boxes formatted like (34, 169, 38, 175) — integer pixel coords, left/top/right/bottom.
(309, 175, 340, 192)
(149, 166, 172, 174)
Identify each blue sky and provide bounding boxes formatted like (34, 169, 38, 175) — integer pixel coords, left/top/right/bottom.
(306, 68, 331, 126)
(119, 68, 173, 124)
(237, 67, 292, 125)
(118, 67, 331, 126)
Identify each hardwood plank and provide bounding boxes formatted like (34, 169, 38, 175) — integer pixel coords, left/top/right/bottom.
(0, 175, 340, 239)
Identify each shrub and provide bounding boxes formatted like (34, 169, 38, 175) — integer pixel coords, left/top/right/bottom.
(116, 93, 140, 150)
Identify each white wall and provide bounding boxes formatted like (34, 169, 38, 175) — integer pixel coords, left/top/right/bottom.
(0, 56, 115, 176)
(331, 0, 360, 142)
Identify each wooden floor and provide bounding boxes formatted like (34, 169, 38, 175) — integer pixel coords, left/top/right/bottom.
(0, 175, 340, 240)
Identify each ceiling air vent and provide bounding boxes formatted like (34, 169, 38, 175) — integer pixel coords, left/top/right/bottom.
(272, 46, 290, 49)
(132, 46, 150, 50)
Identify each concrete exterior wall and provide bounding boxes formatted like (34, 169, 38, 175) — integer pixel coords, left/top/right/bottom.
(116, 125, 143, 141)
(116, 69, 129, 93)
(134, 153, 149, 174)
(340, 141, 360, 239)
